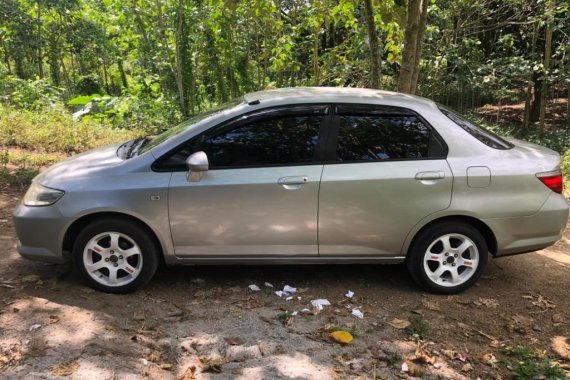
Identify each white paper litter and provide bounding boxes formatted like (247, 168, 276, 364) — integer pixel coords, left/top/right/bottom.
(248, 284, 261, 291)
(401, 362, 409, 372)
(291, 311, 298, 316)
(285, 296, 293, 301)
(300, 308, 311, 313)
(345, 290, 354, 298)
(283, 285, 297, 294)
(351, 308, 364, 319)
(29, 324, 42, 332)
(310, 299, 331, 310)
(297, 296, 302, 301)
(264, 282, 274, 288)
(275, 290, 285, 297)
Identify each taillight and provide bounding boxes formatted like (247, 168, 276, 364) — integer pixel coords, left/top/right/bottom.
(536, 171, 563, 194)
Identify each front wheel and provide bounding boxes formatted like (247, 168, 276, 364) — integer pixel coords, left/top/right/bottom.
(73, 219, 159, 293)
(406, 221, 488, 294)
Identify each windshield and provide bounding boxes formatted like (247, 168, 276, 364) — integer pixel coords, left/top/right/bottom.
(438, 105, 514, 150)
(138, 98, 245, 155)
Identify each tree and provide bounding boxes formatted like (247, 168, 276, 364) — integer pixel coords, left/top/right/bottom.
(398, 0, 428, 94)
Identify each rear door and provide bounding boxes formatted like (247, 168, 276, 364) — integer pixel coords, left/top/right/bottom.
(318, 104, 453, 256)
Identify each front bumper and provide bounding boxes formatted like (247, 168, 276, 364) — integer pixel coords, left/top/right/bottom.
(13, 202, 70, 263)
(485, 193, 569, 256)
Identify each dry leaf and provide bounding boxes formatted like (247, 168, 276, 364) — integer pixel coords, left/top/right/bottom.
(489, 339, 501, 348)
(421, 300, 440, 311)
(414, 343, 436, 365)
(51, 359, 79, 376)
(48, 315, 60, 324)
(160, 363, 173, 370)
(482, 353, 498, 367)
(177, 366, 197, 380)
(552, 313, 565, 323)
(389, 318, 411, 329)
(224, 337, 243, 346)
(461, 363, 473, 372)
(146, 351, 162, 363)
(473, 298, 499, 308)
(200, 356, 223, 373)
(330, 330, 353, 344)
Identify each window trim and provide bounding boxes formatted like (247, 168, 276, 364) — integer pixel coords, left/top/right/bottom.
(151, 104, 332, 172)
(324, 104, 449, 164)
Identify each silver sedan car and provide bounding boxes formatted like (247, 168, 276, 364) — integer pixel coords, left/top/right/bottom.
(13, 87, 569, 294)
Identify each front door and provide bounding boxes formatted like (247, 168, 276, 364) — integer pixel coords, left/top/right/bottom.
(167, 105, 329, 257)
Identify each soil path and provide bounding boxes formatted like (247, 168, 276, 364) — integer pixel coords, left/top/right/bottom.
(1, 189, 569, 379)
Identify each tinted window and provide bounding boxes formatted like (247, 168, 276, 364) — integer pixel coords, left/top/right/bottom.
(336, 113, 444, 162)
(156, 113, 323, 170)
(203, 115, 322, 168)
(439, 106, 513, 150)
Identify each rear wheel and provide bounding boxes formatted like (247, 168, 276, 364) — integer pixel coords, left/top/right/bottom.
(73, 219, 159, 293)
(407, 221, 488, 294)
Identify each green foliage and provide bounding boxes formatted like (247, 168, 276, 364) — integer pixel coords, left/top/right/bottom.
(0, 75, 62, 109)
(501, 345, 566, 379)
(407, 315, 429, 340)
(0, 167, 39, 188)
(0, 105, 138, 153)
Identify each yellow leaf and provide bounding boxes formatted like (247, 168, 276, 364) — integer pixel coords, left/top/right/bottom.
(329, 330, 353, 344)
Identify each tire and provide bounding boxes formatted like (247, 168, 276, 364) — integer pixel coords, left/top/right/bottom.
(73, 218, 159, 293)
(406, 221, 488, 294)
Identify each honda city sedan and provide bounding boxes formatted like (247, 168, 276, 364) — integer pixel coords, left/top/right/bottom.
(14, 87, 569, 294)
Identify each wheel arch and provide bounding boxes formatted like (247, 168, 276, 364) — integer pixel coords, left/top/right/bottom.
(405, 215, 498, 258)
(62, 212, 165, 264)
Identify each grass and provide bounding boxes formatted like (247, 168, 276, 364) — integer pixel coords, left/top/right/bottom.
(501, 345, 566, 379)
(0, 105, 138, 154)
(407, 315, 429, 340)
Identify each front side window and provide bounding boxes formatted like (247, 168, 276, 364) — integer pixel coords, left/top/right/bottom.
(203, 114, 322, 168)
(155, 111, 323, 170)
(336, 111, 445, 162)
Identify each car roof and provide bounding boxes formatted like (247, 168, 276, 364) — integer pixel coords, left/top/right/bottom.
(243, 87, 437, 109)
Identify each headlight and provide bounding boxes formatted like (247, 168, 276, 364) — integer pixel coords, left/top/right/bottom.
(23, 182, 65, 207)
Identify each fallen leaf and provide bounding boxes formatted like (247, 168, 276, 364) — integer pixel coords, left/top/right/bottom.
(552, 314, 565, 324)
(489, 339, 501, 348)
(22, 275, 40, 283)
(258, 341, 267, 357)
(200, 356, 223, 373)
(482, 353, 498, 367)
(389, 318, 411, 329)
(461, 363, 473, 372)
(48, 315, 60, 324)
(224, 337, 243, 346)
(51, 359, 79, 376)
(160, 363, 173, 370)
(414, 342, 436, 365)
(473, 298, 499, 308)
(421, 300, 440, 311)
(330, 330, 353, 344)
(177, 366, 197, 380)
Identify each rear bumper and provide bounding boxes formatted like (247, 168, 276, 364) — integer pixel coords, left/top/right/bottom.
(13, 202, 70, 263)
(485, 193, 569, 256)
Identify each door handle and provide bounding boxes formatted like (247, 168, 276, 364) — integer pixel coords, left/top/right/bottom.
(415, 171, 445, 181)
(278, 176, 309, 185)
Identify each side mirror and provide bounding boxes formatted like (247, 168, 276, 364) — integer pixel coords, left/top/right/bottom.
(185, 151, 209, 182)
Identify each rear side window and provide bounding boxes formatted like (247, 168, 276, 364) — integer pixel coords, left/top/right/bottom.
(335, 107, 446, 162)
(439, 106, 513, 150)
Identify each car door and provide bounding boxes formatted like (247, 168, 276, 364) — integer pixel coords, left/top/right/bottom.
(164, 105, 329, 257)
(318, 104, 453, 256)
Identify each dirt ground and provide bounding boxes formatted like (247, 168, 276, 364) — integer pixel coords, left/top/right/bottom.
(1, 187, 569, 380)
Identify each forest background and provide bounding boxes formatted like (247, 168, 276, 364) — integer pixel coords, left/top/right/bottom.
(0, 0, 569, 184)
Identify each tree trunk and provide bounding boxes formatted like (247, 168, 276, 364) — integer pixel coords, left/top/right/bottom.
(539, 0, 554, 135)
(117, 58, 128, 90)
(523, 22, 539, 129)
(313, 25, 320, 85)
(398, 0, 428, 94)
(36, 0, 43, 78)
(409, 0, 429, 94)
(530, 72, 541, 123)
(363, 0, 381, 89)
(175, 0, 187, 117)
